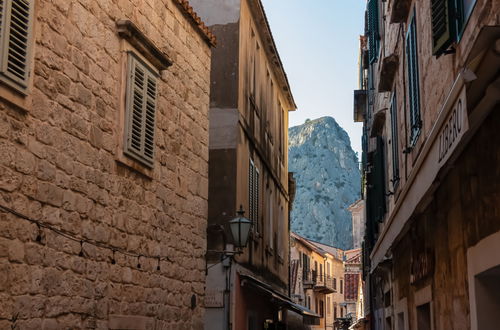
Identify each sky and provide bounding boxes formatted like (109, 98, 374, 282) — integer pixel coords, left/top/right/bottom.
(261, 0, 366, 156)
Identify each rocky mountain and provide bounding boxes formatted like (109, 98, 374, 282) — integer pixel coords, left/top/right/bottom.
(289, 117, 361, 250)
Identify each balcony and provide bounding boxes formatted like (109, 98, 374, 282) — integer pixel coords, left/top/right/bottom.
(313, 274, 335, 294)
(302, 271, 336, 294)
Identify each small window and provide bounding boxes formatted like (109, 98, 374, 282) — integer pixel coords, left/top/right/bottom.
(124, 53, 158, 167)
(0, 0, 35, 93)
(340, 279, 344, 294)
(406, 11, 421, 146)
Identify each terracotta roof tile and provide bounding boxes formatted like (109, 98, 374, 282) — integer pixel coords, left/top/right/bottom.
(173, 0, 217, 47)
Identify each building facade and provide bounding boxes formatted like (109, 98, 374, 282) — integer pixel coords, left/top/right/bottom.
(189, 0, 298, 329)
(348, 200, 365, 249)
(354, 0, 500, 329)
(0, 0, 214, 328)
(344, 248, 362, 322)
(290, 233, 347, 329)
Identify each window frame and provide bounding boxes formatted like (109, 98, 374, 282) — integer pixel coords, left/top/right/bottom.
(0, 0, 35, 95)
(390, 90, 400, 188)
(249, 159, 260, 234)
(406, 10, 421, 147)
(123, 52, 159, 168)
(0, 0, 36, 102)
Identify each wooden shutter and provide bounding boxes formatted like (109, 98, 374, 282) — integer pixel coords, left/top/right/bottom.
(390, 91, 400, 186)
(0, 0, 34, 91)
(124, 54, 158, 167)
(367, 0, 379, 64)
(431, 0, 454, 56)
(406, 13, 421, 145)
(248, 160, 254, 222)
(254, 167, 259, 226)
(372, 136, 387, 222)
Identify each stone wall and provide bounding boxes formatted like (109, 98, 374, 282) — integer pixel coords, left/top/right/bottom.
(0, 0, 211, 329)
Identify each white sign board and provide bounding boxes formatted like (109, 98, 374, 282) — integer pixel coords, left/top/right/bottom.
(436, 86, 468, 167)
(205, 289, 224, 308)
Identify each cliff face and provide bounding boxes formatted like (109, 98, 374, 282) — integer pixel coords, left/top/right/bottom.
(289, 117, 361, 250)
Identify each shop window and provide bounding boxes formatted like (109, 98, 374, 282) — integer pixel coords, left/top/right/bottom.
(397, 312, 405, 330)
(474, 265, 500, 329)
(124, 53, 158, 168)
(406, 10, 421, 146)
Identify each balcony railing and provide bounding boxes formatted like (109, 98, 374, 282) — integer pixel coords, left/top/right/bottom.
(302, 271, 336, 294)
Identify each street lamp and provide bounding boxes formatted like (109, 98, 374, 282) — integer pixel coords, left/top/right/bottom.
(229, 205, 252, 250)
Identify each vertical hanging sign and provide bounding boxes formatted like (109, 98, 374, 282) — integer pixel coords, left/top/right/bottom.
(437, 87, 469, 167)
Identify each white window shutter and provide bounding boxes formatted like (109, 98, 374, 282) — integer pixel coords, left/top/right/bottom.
(0, 0, 34, 92)
(124, 54, 158, 167)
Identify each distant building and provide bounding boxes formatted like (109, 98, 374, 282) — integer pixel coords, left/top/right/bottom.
(0, 0, 214, 328)
(290, 232, 346, 329)
(348, 200, 365, 249)
(189, 0, 299, 329)
(354, 0, 500, 329)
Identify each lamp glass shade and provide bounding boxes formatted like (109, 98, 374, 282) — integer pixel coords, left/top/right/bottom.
(229, 216, 252, 248)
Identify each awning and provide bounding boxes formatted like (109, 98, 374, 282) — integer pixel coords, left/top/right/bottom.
(240, 274, 321, 318)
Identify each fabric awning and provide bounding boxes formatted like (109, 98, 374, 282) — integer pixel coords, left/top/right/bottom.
(239, 274, 320, 318)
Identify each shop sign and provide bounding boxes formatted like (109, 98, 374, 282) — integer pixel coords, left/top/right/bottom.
(205, 288, 224, 308)
(437, 86, 469, 167)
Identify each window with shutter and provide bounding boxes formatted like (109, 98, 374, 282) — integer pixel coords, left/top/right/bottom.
(431, 0, 454, 56)
(249, 160, 254, 222)
(390, 91, 400, 187)
(268, 189, 273, 249)
(431, 0, 477, 56)
(406, 12, 421, 146)
(254, 167, 259, 229)
(0, 0, 34, 93)
(367, 0, 379, 64)
(124, 53, 158, 167)
(248, 160, 259, 233)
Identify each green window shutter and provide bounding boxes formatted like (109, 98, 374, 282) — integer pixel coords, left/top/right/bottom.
(390, 91, 400, 186)
(124, 54, 158, 167)
(431, 0, 455, 56)
(406, 12, 421, 145)
(367, 0, 379, 64)
(0, 0, 34, 92)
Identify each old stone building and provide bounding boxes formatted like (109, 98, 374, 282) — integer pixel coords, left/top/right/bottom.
(354, 0, 500, 329)
(189, 0, 299, 328)
(0, 0, 214, 328)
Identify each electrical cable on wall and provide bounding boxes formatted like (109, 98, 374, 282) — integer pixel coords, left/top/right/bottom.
(0, 203, 175, 270)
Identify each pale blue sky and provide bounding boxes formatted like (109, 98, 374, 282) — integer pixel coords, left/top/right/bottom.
(262, 0, 366, 156)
